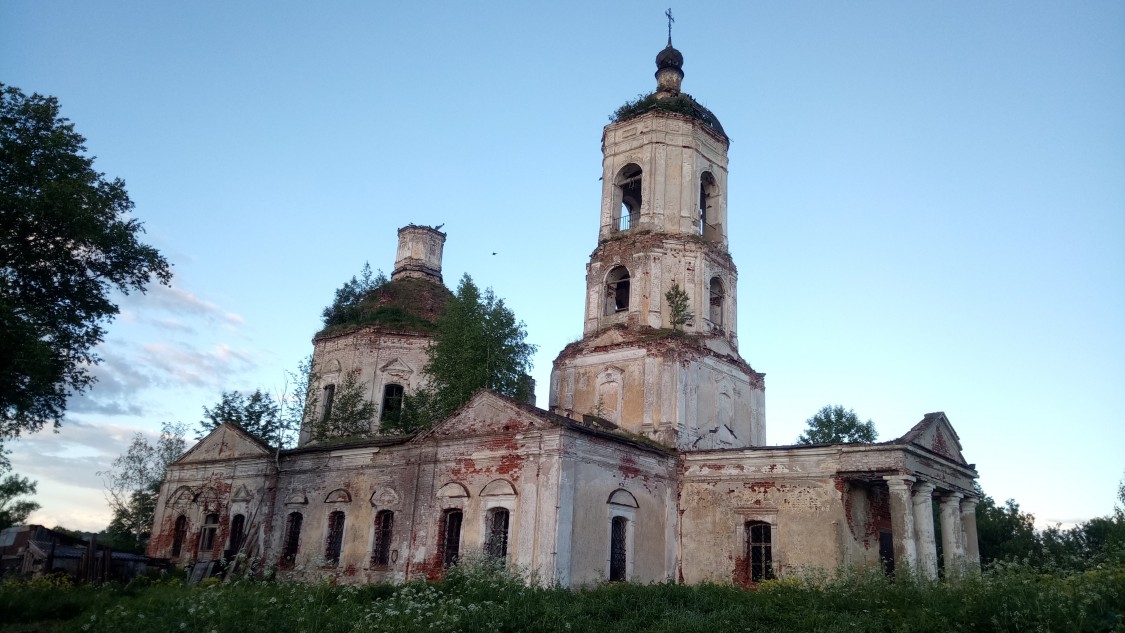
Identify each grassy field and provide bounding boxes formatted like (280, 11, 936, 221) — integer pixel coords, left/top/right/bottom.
(2, 561, 1122, 633)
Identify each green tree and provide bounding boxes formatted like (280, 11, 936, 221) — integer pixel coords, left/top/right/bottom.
(197, 389, 288, 446)
(99, 422, 186, 550)
(665, 282, 693, 331)
(386, 275, 535, 434)
(0, 468, 39, 529)
(972, 484, 1039, 566)
(310, 368, 377, 440)
(0, 85, 172, 445)
(321, 262, 387, 327)
(795, 405, 877, 444)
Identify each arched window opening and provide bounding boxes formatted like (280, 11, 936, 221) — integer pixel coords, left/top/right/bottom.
(745, 521, 773, 583)
(440, 509, 463, 568)
(381, 384, 404, 422)
(371, 510, 394, 568)
(171, 515, 187, 557)
(283, 513, 303, 562)
(699, 171, 718, 237)
(604, 266, 631, 315)
(484, 508, 510, 563)
(709, 277, 724, 326)
(228, 513, 246, 555)
(325, 510, 345, 565)
(615, 164, 642, 232)
(199, 513, 220, 552)
(609, 516, 628, 581)
(321, 384, 336, 423)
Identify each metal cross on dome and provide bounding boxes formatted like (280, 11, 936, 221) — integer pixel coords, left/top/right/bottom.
(665, 8, 675, 44)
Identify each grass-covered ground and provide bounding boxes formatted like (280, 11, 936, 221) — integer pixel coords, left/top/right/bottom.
(2, 562, 1122, 633)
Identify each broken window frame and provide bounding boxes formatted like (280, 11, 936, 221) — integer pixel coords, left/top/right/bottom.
(199, 513, 220, 552)
(371, 510, 394, 568)
(228, 513, 246, 556)
(171, 515, 187, 557)
(745, 520, 774, 583)
(321, 384, 336, 423)
(325, 510, 345, 566)
(381, 383, 405, 422)
(440, 508, 463, 568)
(484, 507, 510, 563)
(604, 266, 631, 315)
(283, 512, 303, 562)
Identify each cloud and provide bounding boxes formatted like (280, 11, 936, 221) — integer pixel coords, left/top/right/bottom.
(67, 357, 155, 416)
(139, 342, 256, 388)
(124, 284, 244, 329)
(6, 420, 155, 493)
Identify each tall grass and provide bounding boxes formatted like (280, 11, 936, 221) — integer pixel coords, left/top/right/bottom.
(1, 561, 1121, 633)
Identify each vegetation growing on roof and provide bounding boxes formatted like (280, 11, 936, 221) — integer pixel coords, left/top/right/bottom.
(317, 265, 454, 338)
(610, 92, 697, 123)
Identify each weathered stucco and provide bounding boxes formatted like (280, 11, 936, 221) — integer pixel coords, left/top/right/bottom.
(148, 45, 981, 587)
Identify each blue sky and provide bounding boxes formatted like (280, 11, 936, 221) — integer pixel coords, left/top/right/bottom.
(2, 1, 1122, 532)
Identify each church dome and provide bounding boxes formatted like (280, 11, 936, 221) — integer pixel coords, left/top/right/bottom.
(656, 44, 683, 70)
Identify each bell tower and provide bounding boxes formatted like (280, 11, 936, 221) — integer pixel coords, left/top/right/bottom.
(550, 36, 766, 450)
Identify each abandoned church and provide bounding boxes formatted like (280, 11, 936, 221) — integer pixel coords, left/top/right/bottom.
(148, 39, 981, 586)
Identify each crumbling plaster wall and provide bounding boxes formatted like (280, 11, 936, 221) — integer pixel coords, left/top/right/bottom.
(557, 432, 677, 586)
(599, 113, 730, 244)
(679, 447, 899, 584)
(275, 402, 568, 584)
(550, 344, 763, 450)
(302, 328, 432, 443)
(149, 454, 276, 565)
(584, 236, 737, 344)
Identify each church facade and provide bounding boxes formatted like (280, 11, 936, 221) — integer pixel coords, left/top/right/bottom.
(148, 41, 981, 586)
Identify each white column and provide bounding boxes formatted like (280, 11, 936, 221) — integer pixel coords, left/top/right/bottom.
(911, 481, 938, 579)
(939, 492, 965, 577)
(883, 475, 917, 574)
(960, 497, 981, 574)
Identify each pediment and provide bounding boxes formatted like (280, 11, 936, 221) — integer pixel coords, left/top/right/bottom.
(896, 412, 967, 465)
(480, 479, 517, 497)
(174, 423, 271, 465)
(231, 484, 252, 502)
(324, 488, 352, 503)
(415, 390, 560, 441)
(379, 358, 414, 379)
(370, 488, 401, 508)
(285, 492, 308, 505)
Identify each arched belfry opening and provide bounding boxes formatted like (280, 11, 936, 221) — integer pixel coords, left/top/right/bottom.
(709, 277, 724, 326)
(615, 164, 642, 232)
(700, 171, 719, 240)
(605, 266, 631, 315)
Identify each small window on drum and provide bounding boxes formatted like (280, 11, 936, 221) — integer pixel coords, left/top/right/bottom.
(381, 384, 404, 422)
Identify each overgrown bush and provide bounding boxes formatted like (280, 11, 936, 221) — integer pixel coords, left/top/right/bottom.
(0, 561, 1121, 633)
